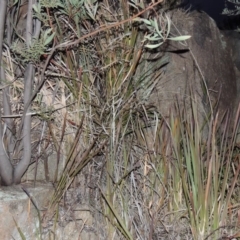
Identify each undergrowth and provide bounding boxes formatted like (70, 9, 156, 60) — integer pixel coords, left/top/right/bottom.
(2, 0, 240, 239)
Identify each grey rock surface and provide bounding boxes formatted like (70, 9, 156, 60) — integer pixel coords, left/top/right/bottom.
(0, 183, 53, 240)
(136, 10, 237, 121)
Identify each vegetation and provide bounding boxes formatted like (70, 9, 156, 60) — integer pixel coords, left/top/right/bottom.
(0, 0, 239, 239)
(223, 0, 240, 16)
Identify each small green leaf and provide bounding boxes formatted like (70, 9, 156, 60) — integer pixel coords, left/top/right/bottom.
(84, 2, 97, 20)
(56, 2, 65, 8)
(150, 19, 155, 26)
(44, 32, 55, 46)
(43, 28, 53, 40)
(144, 34, 161, 41)
(13, 0, 19, 5)
(133, 18, 152, 25)
(168, 35, 191, 41)
(145, 42, 163, 49)
(93, 2, 98, 17)
(153, 18, 161, 35)
(166, 15, 171, 36)
(32, 3, 41, 13)
(128, 2, 139, 9)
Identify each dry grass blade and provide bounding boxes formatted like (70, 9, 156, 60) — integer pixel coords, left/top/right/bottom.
(48, 115, 85, 209)
(12, 217, 26, 240)
(99, 186, 134, 240)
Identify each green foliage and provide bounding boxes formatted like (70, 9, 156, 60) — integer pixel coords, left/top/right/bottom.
(12, 29, 55, 63)
(38, 0, 63, 9)
(134, 14, 190, 49)
(223, 0, 240, 16)
(59, 0, 98, 21)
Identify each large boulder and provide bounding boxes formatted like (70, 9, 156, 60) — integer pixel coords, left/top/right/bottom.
(136, 10, 238, 123)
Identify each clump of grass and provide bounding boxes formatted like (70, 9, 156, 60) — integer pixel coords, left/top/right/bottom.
(168, 98, 240, 239)
(39, 1, 173, 238)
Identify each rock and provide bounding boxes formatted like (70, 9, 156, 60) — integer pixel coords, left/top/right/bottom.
(221, 30, 240, 72)
(136, 9, 237, 123)
(0, 183, 53, 240)
(221, 30, 240, 106)
(22, 153, 64, 183)
(54, 221, 97, 240)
